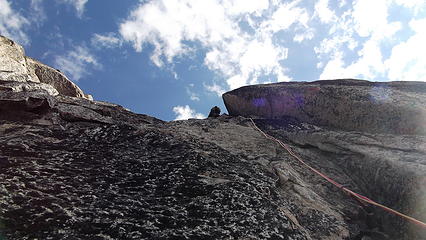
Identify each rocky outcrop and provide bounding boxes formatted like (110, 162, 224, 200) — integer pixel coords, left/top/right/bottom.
(223, 79, 426, 135)
(26, 57, 92, 99)
(0, 35, 91, 100)
(1, 35, 425, 240)
(0, 36, 39, 83)
(208, 106, 221, 117)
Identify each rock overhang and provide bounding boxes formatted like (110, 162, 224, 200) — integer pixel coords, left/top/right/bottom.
(223, 79, 426, 135)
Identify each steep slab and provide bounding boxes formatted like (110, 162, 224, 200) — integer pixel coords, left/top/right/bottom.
(254, 119, 426, 239)
(223, 79, 426, 135)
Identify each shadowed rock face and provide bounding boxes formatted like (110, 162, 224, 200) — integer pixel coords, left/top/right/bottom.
(223, 79, 426, 135)
(1, 35, 425, 240)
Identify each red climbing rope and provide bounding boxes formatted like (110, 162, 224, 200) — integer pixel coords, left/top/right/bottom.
(249, 118, 426, 229)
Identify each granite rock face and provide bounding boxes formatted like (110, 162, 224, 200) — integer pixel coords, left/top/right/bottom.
(223, 80, 426, 239)
(1, 35, 425, 240)
(0, 36, 39, 83)
(223, 80, 426, 135)
(0, 35, 91, 100)
(26, 57, 92, 99)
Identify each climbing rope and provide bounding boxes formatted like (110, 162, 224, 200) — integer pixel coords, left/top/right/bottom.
(249, 118, 426, 229)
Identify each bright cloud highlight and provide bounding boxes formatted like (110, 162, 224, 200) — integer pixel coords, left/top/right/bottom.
(0, 0, 29, 45)
(173, 105, 205, 120)
(91, 33, 123, 49)
(54, 45, 101, 81)
(316, 0, 425, 82)
(59, 0, 88, 18)
(119, 0, 292, 92)
(119, 0, 426, 89)
(385, 18, 426, 81)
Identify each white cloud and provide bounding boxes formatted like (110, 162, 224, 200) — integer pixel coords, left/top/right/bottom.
(189, 94, 200, 101)
(30, 0, 47, 26)
(91, 33, 122, 49)
(315, 0, 423, 81)
(207, 38, 288, 89)
(352, 0, 388, 38)
(339, 0, 347, 8)
(119, 0, 291, 91)
(393, 0, 426, 15)
(319, 53, 348, 79)
(384, 18, 426, 81)
(320, 38, 387, 80)
(204, 83, 226, 97)
(172, 105, 205, 120)
(59, 0, 88, 18)
(262, 2, 309, 32)
(0, 0, 29, 45)
(352, 0, 401, 40)
(314, 0, 335, 24)
(222, 0, 269, 16)
(293, 29, 314, 43)
(186, 85, 200, 101)
(314, 31, 358, 70)
(118, 0, 426, 90)
(53, 45, 101, 81)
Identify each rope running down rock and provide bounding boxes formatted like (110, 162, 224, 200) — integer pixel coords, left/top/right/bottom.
(249, 118, 426, 229)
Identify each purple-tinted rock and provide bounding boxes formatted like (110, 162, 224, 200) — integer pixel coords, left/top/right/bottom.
(223, 79, 426, 135)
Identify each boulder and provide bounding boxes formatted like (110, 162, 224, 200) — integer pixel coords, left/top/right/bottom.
(223, 79, 426, 135)
(208, 106, 221, 117)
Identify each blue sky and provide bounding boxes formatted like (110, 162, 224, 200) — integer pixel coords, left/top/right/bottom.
(1, 0, 425, 121)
